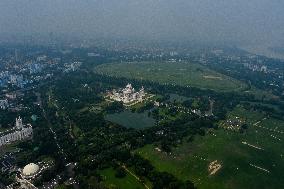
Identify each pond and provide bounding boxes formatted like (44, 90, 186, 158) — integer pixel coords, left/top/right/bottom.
(169, 93, 190, 102)
(105, 110, 155, 129)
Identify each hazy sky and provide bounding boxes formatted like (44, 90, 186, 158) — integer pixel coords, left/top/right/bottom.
(0, 0, 283, 45)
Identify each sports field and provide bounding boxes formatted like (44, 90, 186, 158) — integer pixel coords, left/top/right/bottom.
(95, 62, 247, 92)
(136, 106, 284, 189)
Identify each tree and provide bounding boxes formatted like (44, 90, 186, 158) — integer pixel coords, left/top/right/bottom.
(105, 101, 124, 113)
(115, 167, 126, 178)
(161, 140, 171, 153)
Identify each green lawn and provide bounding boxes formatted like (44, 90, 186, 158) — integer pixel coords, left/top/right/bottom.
(136, 107, 284, 189)
(99, 168, 145, 189)
(0, 143, 20, 156)
(95, 62, 247, 92)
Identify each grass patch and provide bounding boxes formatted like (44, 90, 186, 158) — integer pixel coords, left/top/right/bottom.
(99, 168, 145, 189)
(136, 107, 284, 189)
(0, 143, 20, 156)
(95, 61, 247, 92)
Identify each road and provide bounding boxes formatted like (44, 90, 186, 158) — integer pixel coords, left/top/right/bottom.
(36, 92, 67, 160)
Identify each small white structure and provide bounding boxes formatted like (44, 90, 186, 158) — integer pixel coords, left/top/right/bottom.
(0, 117, 33, 147)
(260, 65, 267, 73)
(0, 99, 9, 110)
(36, 55, 47, 62)
(5, 93, 17, 100)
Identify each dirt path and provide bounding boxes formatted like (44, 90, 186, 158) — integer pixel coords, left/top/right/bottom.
(122, 165, 150, 189)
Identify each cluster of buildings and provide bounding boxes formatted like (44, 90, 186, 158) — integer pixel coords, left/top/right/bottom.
(0, 71, 27, 88)
(9, 74, 27, 88)
(220, 116, 246, 132)
(0, 115, 54, 189)
(63, 61, 82, 73)
(107, 83, 146, 105)
(0, 117, 33, 147)
(0, 49, 64, 93)
(28, 63, 44, 74)
(0, 92, 26, 112)
(243, 63, 268, 73)
(0, 115, 51, 189)
(1, 152, 17, 173)
(0, 71, 11, 87)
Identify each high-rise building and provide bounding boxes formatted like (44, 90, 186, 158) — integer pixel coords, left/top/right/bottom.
(15, 49, 20, 62)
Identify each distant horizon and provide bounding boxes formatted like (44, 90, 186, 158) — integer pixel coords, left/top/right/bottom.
(1, 0, 283, 47)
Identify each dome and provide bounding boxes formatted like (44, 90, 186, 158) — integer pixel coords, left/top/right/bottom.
(22, 163, 39, 176)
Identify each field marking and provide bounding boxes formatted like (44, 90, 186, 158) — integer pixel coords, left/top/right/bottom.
(253, 118, 284, 135)
(250, 163, 270, 173)
(253, 121, 261, 126)
(255, 125, 284, 134)
(242, 141, 263, 150)
(203, 75, 223, 80)
(193, 155, 207, 161)
(270, 134, 281, 141)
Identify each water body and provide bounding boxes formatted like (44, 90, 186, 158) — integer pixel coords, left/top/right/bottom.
(105, 110, 155, 129)
(169, 94, 190, 102)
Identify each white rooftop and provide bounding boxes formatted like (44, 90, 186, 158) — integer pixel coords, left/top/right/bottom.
(22, 163, 39, 176)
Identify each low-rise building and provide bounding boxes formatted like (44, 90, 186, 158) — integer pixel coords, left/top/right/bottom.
(0, 117, 33, 147)
(0, 99, 8, 110)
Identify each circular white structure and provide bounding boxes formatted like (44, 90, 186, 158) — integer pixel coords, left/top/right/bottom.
(22, 163, 39, 176)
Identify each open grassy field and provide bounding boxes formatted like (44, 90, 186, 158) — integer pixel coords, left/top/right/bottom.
(105, 110, 155, 129)
(99, 168, 145, 189)
(95, 62, 248, 92)
(136, 106, 284, 189)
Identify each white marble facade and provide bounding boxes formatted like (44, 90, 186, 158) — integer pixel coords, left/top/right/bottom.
(0, 117, 33, 147)
(109, 83, 145, 104)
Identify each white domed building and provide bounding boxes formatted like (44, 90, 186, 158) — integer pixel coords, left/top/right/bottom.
(108, 83, 147, 105)
(7, 161, 53, 189)
(22, 163, 40, 178)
